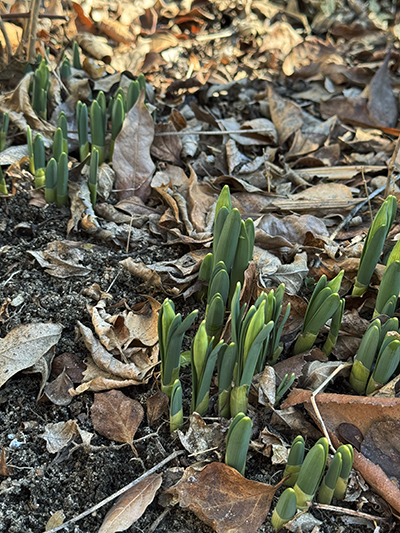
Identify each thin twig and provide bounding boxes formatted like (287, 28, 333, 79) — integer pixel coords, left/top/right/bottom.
(42, 45, 70, 95)
(0, 12, 68, 20)
(27, 0, 41, 64)
(313, 502, 386, 521)
(0, 18, 12, 62)
(147, 508, 170, 533)
(329, 174, 400, 241)
(154, 127, 274, 136)
(45, 449, 184, 533)
(361, 168, 373, 224)
(126, 213, 134, 253)
(310, 363, 352, 454)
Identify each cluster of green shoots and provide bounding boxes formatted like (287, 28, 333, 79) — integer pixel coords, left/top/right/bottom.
(76, 75, 147, 164)
(30, 56, 50, 120)
(24, 40, 149, 208)
(271, 436, 353, 530)
(158, 186, 294, 482)
(0, 112, 9, 195)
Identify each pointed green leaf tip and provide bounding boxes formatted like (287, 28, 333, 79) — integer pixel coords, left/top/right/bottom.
(334, 445, 353, 500)
(294, 271, 344, 354)
(170, 379, 183, 432)
(158, 298, 198, 398)
(318, 451, 342, 504)
(374, 239, 400, 318)
(353, 195, 397, 296)
(271, 488, 297, 531)
(293, 437, 328, 509)
(225, 412, 252, 476)
(349, 318, 381, 393)
(283, 435, 305, 486)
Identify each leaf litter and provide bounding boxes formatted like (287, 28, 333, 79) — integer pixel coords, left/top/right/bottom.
(2, 1, 400, 532)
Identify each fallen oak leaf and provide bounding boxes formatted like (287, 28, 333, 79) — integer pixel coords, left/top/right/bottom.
(98, 474, 162, 533)
(164, 462, 283, 533)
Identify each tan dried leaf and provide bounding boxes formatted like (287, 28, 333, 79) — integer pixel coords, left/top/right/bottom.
(151, 123, 182, 165)
(113, 90, 155, 201)
(27, 240, 91, 278)
(75, 33, 113, 62)
(91, 390, 144, 451)
(165, 462, 280, 533)
(268, 85, 303, 145)
(147, 390, 169, 426)
(99, 474, 162, 533)
(78, 322, 156, 382)
(41, 420, 91, 454)
(0, 322, 62, 387)
(45, 510, 65, 531)
(44, 369, 74, 406)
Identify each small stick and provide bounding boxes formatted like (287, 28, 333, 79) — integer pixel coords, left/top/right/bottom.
(0, 18, 12, 62)
(329, 174, 400, 241)
(27, 0, 41, 64)
(45, 449, 184, 533)
(0, 12, 69, 20)
(313, 502, 386, 521)
(310, 363, 352, 454)
(361, 167, 373, 224)
(154, 127, 275, 136)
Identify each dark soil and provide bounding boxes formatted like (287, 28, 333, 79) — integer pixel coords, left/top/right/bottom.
(0, 191, 398, 533)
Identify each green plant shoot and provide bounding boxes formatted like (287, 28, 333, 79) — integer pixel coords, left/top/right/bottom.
(45, 158, 57, 203)
(56, 152, 68, 207)
(353, 195, 397, 296)
(77, 101, 89, 162)
(158, 299, 198, 397)
(294, 271, 344, 354)
(170, 379, 183, 432)
(225, 412, 252, 476)
(89, 147, 99, 207)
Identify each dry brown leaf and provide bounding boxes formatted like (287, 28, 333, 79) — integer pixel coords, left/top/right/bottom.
(99, 19, 135, 44)
(51, 352, 86, 383)
(147, 390, 169, 426)
(0, 322, 62, 387)
(165, 462, 281, 533)
(75, 33, 113, 62)
(99, 474, 162, 533)
(257, 213, 329, 246)
(45, 510, 65, 531)
(282, 389, 400, 513)
(256, 366, 276, 407)
(268, 85, 303, 145)
(120, 250, 207, 295)
(27, 241, 92, 278)
(91, 390, 144, 452)
(367, 51, 398, 128)
(44, 369, 74, 406)
(41, 420, 93, 453)
(151, 123, 183, 165)
(77, 321, 156, 383)
(178, 413, 226, 458)
(299, 360, 350, 391)
(113, 90, 155, 201)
